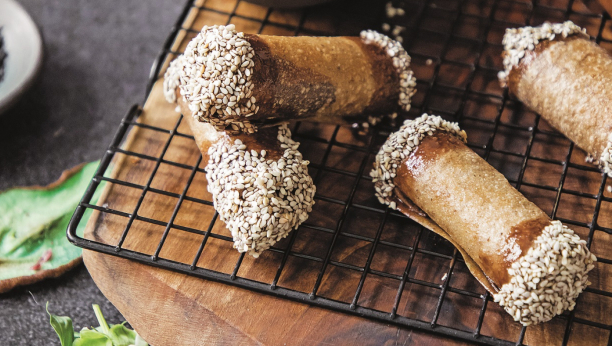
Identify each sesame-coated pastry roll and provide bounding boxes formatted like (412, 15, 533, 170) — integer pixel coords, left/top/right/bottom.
(371, 114, 596, 325)
(164, 24, 416, 134)
(498, 21, 612, 174)
(165, 62, 316, 257)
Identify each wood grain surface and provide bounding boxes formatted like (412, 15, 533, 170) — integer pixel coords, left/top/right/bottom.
(81, 0, 612, 345)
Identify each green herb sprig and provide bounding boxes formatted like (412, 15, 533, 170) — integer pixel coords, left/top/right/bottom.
(46, 303, 148, 346)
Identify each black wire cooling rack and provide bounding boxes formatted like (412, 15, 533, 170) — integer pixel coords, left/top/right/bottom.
(68, 0, 612, 345)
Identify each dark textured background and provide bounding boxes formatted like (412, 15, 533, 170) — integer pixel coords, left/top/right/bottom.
(0, 0, 184, 344)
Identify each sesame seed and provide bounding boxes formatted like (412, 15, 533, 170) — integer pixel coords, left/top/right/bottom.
(600, 135, 612, 175)
(385, 1, 405, 18)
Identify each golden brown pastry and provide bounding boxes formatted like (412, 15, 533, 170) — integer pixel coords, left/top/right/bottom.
(164, 24, 416, 133)
(371, 114, 596, 325)
(498, 21, 612, 174)
(164, 80, 316, 257)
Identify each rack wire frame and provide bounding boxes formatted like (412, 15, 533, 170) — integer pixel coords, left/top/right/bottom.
(67, 0, 612, 345)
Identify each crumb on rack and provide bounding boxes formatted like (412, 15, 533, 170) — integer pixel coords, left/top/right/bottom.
(497, 21, 587, 87)
(206, 124, 316, 257)
(381, 23, 406, 43)
(600, 135, 612, 175)
(391, 25, 404, 36)
(360, 30, 416, 113)
(493, 221, 596, 325)
(386, 1, 405, 18)
(370, 113, 466, 208)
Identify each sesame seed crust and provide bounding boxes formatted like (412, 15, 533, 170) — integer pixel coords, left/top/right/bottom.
(360, 30, 416, 113)
(498, 21, 587, 86)
(493, 221, 596, 325)
(163, 56, 184, 104)
(178, 24, 257, 134)
(370, 114, 466, 209)
(206, 124, 316, 257)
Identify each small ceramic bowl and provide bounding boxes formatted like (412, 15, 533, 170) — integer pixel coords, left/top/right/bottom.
(0, 0, 43, 115)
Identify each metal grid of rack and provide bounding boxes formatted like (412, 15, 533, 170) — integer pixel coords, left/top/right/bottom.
(68, 0, 612, 345)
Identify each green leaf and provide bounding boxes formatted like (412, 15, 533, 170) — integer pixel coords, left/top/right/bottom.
(0, 161, 102, 290)
(107, 324, 140, 346)
(92, 304, 148, 346)
(72, 329, 113, 346)
(46, 302, 75, 346)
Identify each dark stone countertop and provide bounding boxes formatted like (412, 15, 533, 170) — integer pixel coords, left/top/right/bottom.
(0, 1, 184, 344)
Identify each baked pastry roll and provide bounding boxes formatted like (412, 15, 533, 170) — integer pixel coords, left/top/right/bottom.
(164, 24, 416, 133)
(498, 21, 612, 174)
(371, 114, 596, 325)
(165, 61, 316, 257)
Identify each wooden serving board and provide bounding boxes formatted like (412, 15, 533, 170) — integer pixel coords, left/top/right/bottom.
(82, 0, 612, 345)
